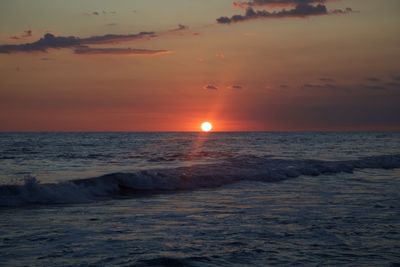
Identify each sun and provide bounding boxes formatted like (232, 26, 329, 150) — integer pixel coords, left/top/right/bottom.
(201, 121, 213, 132)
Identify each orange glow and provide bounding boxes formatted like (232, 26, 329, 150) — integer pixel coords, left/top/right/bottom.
(201, 121, 213, 132)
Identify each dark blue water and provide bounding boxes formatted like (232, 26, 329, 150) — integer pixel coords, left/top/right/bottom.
(0, 132, 399, 266)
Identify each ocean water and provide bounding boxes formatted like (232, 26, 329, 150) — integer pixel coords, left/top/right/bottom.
(0, 132, 400, 266)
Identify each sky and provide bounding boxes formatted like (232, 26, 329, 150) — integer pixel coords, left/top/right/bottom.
(0, 0, 399, 132)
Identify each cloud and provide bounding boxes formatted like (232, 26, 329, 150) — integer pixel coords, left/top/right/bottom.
(10, 30, 33, 40)
(74, 46, 169, 55)
(217, 4, 329, 24)
(233, 0, 327, 8)
(330, 7, 353, 14)
(218, 1, 353, 24)
(85, 11, 116, 16)
(300, 80, 396, 92)
(0, 32, 156, 54)
(230, 84, 243, 89)
(81, 31, 156, 44)
(173, 24, 189, 31)
(204, 84, 219, 90)
(0, 33, 80, 53)
(22, 30, 32, 38)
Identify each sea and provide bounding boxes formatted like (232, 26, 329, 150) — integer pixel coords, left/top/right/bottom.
(0, 132, 399, 266)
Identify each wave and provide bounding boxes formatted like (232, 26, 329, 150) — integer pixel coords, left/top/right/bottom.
(1, 154, 400, 207)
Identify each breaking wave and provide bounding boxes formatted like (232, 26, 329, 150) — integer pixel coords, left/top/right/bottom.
(1, 154, 400, 207)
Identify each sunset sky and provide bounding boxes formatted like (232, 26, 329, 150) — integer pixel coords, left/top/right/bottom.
(0, 0, 399, 131)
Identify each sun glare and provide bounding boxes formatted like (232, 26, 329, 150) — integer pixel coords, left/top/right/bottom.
(201, 121, 213, 132)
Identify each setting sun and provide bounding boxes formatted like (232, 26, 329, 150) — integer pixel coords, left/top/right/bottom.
(201, 121, 213, 132)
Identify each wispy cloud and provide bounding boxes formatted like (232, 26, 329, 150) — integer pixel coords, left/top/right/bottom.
(74, 46, 169, 55)
(0, 31, 158, 54)
(0, 22, 193, 55)
(88, 10, 116, 16)
(299, 77, 400, 92)
(81, 31, 156, 45)
(230, 84, 243, 89)
(204, 84, 219, 90)
(171, 24, 189, 32)
(10, 30, 33, 40)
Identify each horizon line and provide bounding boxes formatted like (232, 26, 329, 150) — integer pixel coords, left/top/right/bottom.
(1, 130, 399, 134)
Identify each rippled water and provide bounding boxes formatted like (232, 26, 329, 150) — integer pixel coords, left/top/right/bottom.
(0, 133, 399, 266)
(1, 132, 399, 183)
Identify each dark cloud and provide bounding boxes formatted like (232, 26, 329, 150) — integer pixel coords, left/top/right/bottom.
(217, 4, 328, 24)
(234, 0, 327, 8)
(0, 33, 80, 53)
(91, 10, 116, 16)
(81, 31, 155, 44)
(0, 32, 156, 54)
(204, 84, 219, 90)
(330, 7, 353, 14)
(218, 0, 353, 24)
(74, 46, 168, 55)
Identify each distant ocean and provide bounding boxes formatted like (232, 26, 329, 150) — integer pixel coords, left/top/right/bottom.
(1, 132, 400, 266)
